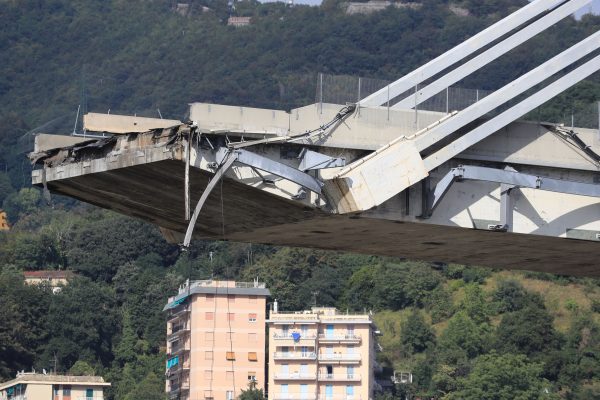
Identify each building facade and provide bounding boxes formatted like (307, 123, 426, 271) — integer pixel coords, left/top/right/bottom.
(0, 210, 9, 231)
(267, 307, 375, 400)
(164, 280, 270, 400)
(23, 270, 75, 294)
(0, 373, 110, 400)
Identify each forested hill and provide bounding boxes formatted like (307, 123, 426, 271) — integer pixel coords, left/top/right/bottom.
(1, 1, 600, 399)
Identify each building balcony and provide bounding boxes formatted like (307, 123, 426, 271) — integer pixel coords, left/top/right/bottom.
(168, 382, 190, 399)
(274, 352, 317, 360)
(167, 306, 190, 322)
(270, 394, 317, 400)
(75, 397, 105, 400)
(317, 334, 361, 343)
(318, 354, 361, 363)
(317, 373, 361, 382)
(167, 363, 191, 376)
(167, 325, 190, 340)
(273, 333, 318, 341)
(167, 343, 191, 357)
(273, 373, 317, 380)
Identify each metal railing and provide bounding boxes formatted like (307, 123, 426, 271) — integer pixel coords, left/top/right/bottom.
(269, 314, 320, 322)
(317, 373, 361, 381)
(274, 352, 317, 360)
(273, 373, 317, 380)
(273, 333, 317, 340)
(270, 394, 317, 400)
(318, 353, 361, 362)
(168, 343, 191, 356)
(318, 334, 361, 341)
(167, 324, 190, 339)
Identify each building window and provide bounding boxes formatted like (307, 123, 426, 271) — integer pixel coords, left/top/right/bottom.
(248, 313, 257, 322)
(248, 333, 257, 343)
(226, 351, 236, 360)
(248, 372, 257, 382)
(205, 312, 214, 320)
(226, 371, 234, 381)
(205, 351, 213, 360)
(347, 324, 355, 336)
(248, 352, 258, 361)
(206, 294, 214, 302)
(63, 386, 71, 396)
(205, 332, 214, 342)
(226, 391, 235, 400)
(205, 370, 213, 380)
(282, 325, 289, 336)
(228, 313, 235, 321)
(249, 295, 257, 303)
(301, 325, 308, 336)
(86, 388, 93, 399)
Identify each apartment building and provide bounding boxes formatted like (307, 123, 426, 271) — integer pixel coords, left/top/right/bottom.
(267, 307, 375, 400)
(164, 280, 270, 400)
(0, 372, 110, 400)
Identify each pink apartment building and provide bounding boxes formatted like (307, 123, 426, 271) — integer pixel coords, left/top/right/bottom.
(164, 280, 270, 400)
(267, 307, 375, 400)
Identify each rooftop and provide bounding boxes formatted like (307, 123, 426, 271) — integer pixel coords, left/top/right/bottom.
(164, 279, 270, 310)
(0, 373, 111, 391)
(268, 307, 373, 323)
(23, 270, 75, 279)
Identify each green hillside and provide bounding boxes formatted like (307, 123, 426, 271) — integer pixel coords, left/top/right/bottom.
(1, 0, 600, 399)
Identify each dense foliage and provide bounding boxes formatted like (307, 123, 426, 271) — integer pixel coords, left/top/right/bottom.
(1, 0, 600, 399)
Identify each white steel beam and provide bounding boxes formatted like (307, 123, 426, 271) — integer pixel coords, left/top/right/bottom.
(423, 53, 600, 171)
(358, 0, 568, 107)
(413, 31, 600, 153)
(392, 0, 591, 110)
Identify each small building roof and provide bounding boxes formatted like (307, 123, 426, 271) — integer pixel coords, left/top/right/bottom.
(23, 270, 75, 279)
(0, 373, 111, 391)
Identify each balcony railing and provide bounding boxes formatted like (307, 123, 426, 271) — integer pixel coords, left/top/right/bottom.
(274, 352, 317, 360)
(270, 394, 317, 400)
(273, 373, 317, 380)
(167, 324, 190, 340)
(167, 363, 191, 375)
(317, 373, 361, 381)
(318, 354, 361, 362)
(318, 334, 361, 342)
(273, 333, 317, 340)
(168, 343, 191, 356)
(75, 397, 105, 400)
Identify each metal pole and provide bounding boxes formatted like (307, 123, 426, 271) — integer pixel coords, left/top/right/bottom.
(387, 85, 390, 121)
(184, 135, 191, 221)
(319, 73, 323, 115)
(357, 77, 361, 117)
(446, 87, 449, 114)
(414, 84, 419, 130)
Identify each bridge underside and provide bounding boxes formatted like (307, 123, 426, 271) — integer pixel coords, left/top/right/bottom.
(38, 155, 599, 277)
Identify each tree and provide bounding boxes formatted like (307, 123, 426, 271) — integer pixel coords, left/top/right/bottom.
(69, 360, 95, 376)
(492, 280, 540, 313)
(122, 372, 165, 400)
(438, 312, 489, 365)
(495, 303, 559, 356)
(238, 387, 266, 400)
(447, 352, 560, 400)
(460, 284, 490, 324)
(400, 309, 435, 355)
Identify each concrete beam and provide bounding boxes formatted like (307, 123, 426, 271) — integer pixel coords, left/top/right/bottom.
(83, 113, 181, 134)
